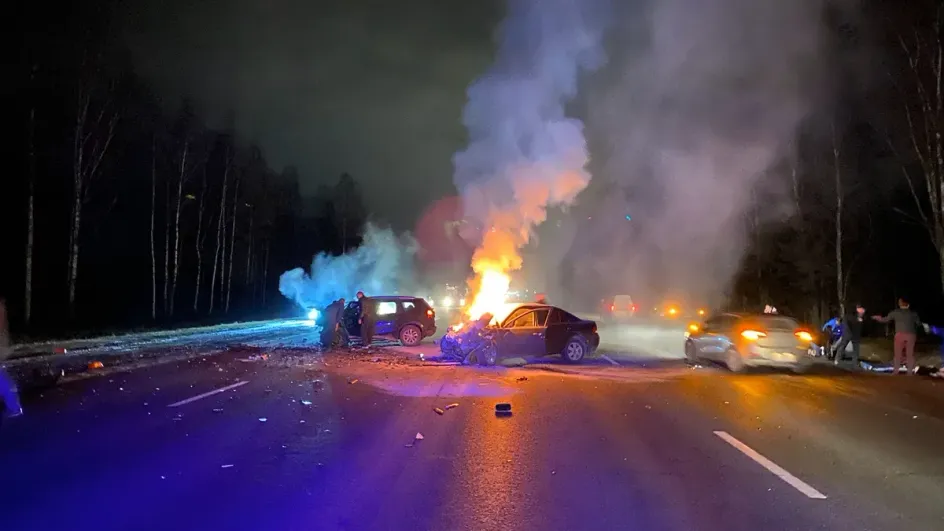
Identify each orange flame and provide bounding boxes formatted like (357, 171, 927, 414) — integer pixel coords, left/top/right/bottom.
(461, 167, 591, 321)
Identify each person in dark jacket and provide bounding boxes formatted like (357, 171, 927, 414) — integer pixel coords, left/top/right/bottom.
(872, 298, 922, 375)
(320, 298, 345, 348)
(834, 304, 865, 367)
(357, 292, 375, 346)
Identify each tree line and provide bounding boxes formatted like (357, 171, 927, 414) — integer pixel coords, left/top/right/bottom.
(729, 1, 944, 323)
(4, 6, 366, 337)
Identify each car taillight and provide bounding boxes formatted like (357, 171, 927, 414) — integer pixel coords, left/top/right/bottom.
(591, 323, 597, 333)
(795, 330, 813, 342)
(426, 309, 434, 318)
(740, 329, 767, 341)
(609, 304, 615, 311)
(632, 304, 637, 312)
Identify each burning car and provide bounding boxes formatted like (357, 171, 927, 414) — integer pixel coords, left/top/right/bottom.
(440, 302, 600, 365)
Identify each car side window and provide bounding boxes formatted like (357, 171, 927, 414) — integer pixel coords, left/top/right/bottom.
(377, 301, 398, 316)
(703, 316, 722, 331)
(510, 311, 537, 328)
(533, 309, 549, 327)
(719, 315, 739, 330)
(547, 310, 561, 325)
(401, 301, 416, 311)
(502, 308, 530, 326)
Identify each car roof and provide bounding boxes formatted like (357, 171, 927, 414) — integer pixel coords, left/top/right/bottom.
(713, 312, 798, 321)
(366, 295, 423, 301)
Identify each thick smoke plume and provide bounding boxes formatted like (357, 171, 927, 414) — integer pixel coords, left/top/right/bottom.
(279, 224, 417, 310)
(453, 0, 611, 297)
(576, 0, 834, 307)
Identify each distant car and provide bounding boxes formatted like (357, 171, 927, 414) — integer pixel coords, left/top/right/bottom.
(488, 303, 600, 363)
(684, 312, 815, 373)
(602, 295, 636, 322)
(342, 296, 437, 346)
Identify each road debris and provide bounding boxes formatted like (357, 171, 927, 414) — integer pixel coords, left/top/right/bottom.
(349, 378, 359, 385)
(88, 361, 104, 370)
(221, 464, 234, 469)
(405, 432, 425, 448)
(495, 403, 513, 417)
(445, 403, 459, 410)
(434, 407, 445, 415)
(301, 400, 313, 406)
(258, 417, 267, 422)
(516, 376, 528, 382)
(212, 408, 223, 413)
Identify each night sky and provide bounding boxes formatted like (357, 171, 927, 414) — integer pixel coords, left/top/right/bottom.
(120, 0, 503, 229)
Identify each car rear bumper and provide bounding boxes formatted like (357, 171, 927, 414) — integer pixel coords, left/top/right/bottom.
(589, 333, 600, 352)
(424, 325, 437, 337)
(743, 346, 812, 368)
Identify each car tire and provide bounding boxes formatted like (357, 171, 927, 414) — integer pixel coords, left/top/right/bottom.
(562, 335, 589, 364)
(684, 341, 698, 364)
(725, 348, 745, 373)
(398, 325, 423, 347)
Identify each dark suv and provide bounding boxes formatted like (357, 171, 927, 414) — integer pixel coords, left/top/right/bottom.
(342, 296, 437, 346)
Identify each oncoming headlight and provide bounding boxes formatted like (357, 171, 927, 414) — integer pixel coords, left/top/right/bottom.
(307, 308, 320, 320)
(442, 296, 454, 308)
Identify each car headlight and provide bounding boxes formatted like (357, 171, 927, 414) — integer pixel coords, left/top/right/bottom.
(307, 308, 320, 320)
(442, 296, 454, 308)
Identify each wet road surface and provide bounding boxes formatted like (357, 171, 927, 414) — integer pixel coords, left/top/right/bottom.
(2, 322, 944, 531)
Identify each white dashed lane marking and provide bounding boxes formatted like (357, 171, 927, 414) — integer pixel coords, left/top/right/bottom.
(714, 430, 827, 499)
(167, 380, 250, 408)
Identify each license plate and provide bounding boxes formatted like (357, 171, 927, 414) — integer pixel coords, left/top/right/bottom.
(772, 352, 795, 361)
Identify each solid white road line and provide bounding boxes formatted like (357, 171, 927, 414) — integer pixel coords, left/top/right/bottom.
(600, 354, 620, 366)
(713, 430, 827, 500)
(167, 381, 250, 408)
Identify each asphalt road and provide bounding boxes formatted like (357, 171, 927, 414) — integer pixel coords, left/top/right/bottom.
(2, 321, 944, 531)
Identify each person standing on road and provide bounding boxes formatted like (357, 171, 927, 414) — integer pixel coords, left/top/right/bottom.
(834, 304, 866, 367)
(320, 298, 344, 348)
(872, 298, 922, 375)
(357, 291, 375, 347)
(0, 298, 24, 419)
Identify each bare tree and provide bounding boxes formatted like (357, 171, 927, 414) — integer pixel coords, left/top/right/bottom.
(193, 165, 209, 312)
(168, 137, 193, 315)
(150, 134, 158, 320)
(209, 147, 230, 314)
(832, 122, 846, 317)
(163, 170, 171, 315)
(225, 173, 241, 313)
(68, 69, 118, 315)
(893, 4, 944, 293)
(261, 239, 270, 307)
(25, 68, 37, 326)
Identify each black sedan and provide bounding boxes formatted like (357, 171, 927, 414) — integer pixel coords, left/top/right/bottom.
(489, 303, 600, 363)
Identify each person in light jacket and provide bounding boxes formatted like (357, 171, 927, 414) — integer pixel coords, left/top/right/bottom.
(872, 297, 922, 375)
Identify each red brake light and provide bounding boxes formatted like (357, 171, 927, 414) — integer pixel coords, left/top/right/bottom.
(609, 304, 615, 311)
(632, 304, 637, 311)
(426, 309, 434, 317)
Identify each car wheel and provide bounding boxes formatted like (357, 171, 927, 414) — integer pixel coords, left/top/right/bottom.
(399, 325, 422, 347)
(562, 335, 589, 364)
(684, 341, 698, 363)
(725, 348, 745, 373)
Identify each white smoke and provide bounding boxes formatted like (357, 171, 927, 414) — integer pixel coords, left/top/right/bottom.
(279, 223, 417, 310)
(452, 0, 611, 288)
(575, 0, 834, 305)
